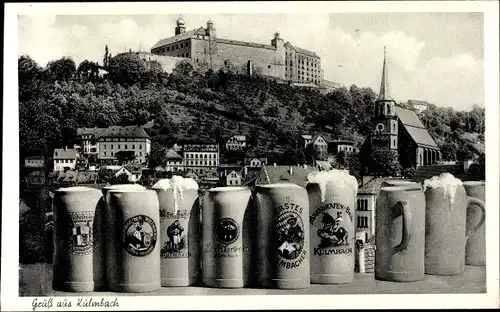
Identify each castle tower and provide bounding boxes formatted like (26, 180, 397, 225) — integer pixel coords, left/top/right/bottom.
(271, 32, 285, 79)
(206, 19, 216, 38)
(175, 16, 186, 35)
(371, 47, 398, 151)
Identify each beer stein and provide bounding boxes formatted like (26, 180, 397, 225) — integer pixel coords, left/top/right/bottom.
(52, 186, 102, 292)
(463, 181, 486, 266)
(152, 177, 201, 286)
(423, 173, 485, 275)
(307, 170, 358, 284)
(254, 183, 310, 289)
(202, 186, 253, 288)
(106, 188, 161, 292)
(101, 184, 146, 289)
(375, 185, 425, 282)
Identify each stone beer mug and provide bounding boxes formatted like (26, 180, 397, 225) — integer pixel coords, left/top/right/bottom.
(102, 184, 146, 289)
(202, 186, 253, 288)
(463, 181, 486, 266)
(423, 173, 485, 275)
(307, 170, 358, 284)
(254, 183, 310, 289)
(106, 188, 161, 292)
(152, 176, 201, 286)
(375, 185, 425, 282)
(52, 186, 102, 292)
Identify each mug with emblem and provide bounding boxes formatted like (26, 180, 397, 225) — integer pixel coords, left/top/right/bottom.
(101, 184, 146, 290)
(106, 188, 160, 292)
(254, 183, 310, 289)
(202, 186, 253, 288)
(463, 181, 486, 266)
(152, 176, 201, 286)
(307, 170, 358, 284)
(423, 173, 485, 275)
(52, 186, 102, 292)
(375, 185, 425, 282)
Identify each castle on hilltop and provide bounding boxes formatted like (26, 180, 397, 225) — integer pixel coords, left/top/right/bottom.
(150, 17, 339, 91)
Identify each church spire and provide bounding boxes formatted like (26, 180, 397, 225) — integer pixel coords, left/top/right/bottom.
(377, 46, 394, 102)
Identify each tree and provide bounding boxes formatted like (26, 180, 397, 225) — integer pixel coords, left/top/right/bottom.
(103, 45, 110, 68)
(365, 147, 401, 177)
(46, 57, 76, 82)
(18, 55, 43, 102)
(114, 172, 132, 184)
(108, 53, 147, 86)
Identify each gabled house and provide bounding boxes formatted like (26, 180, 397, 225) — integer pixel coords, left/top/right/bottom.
(53, 147, 78, 171)
(226, 170, 242, 186)
(115, 164, 143, 182)
(244, 157, 268, 168)
(164, 148, 184, 172)
(310, 134, 329, 152)
(75, 127, 106, 155)
(225, 135, 247, 150)
(407, 100, 430, 113)
(329, 140, 357, 154)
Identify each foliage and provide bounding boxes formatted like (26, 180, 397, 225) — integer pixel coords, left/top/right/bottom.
(365, 147, 402, 177)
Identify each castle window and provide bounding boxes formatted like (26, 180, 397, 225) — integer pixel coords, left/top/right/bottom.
(268, 65, 271, 69)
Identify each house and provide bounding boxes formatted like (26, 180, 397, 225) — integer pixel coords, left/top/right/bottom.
(184, 170, 200, 183)
(254, 165, 316, 188)
(244, 157, 268, 168)
(25, 170, 46, 186)
(53, 147, 78, 171)
(97, 125, 151, 164)
(115, 164, 143, 182)
(25, 156, 45, 169)
(226, 170, 242, 186)
(407, 100, 430, 113)
(356, 176, 385, 241)
(329, 140, 357, 154)
(301, 134, 312, 148)
(225, 135, 247, 150)
(179, 139, 220, 176)
(75, 127, 106, 155)
(311, 134, 329, 152)
(164, 148, 184, 172)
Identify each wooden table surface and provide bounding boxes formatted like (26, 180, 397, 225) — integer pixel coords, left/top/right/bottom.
(19, 264, 486, 296)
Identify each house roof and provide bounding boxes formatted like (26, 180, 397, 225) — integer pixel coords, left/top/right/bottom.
(408, 100, 430, 107)
(311, 134, 327, 144)
(25, 156, 44, 160)
(151, 28, 203, 50)
(377, 47, 394, 102)
(77, 127, 107, 137)
(323, 80, 341, 89)
(123, 164, 143, 175)
(330, 140, 355, 145)
(164, 148, 183, 159)
(216, 38, 275, 50)
(53, 148, 77, 159)
(358, 177, 385, 195)
(301, 135, 312, 140)
(257, 165, 316, 188)
(286, 42, 319, 58)
(97, 125, 150, 139)
(395, 106, 439, 148)
(229, 135, 246, 142)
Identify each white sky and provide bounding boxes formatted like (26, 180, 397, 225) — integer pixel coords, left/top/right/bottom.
(18, 12, 484, 111)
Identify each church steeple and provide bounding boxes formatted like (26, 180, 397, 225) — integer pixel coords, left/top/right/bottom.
(375, 46, 396, 117)
(377, 46, 393, 102)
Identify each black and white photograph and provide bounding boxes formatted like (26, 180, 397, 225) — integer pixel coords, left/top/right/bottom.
(2, 1, 499, 310)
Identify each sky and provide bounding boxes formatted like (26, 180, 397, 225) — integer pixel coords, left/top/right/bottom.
(18, 12, 484, 111)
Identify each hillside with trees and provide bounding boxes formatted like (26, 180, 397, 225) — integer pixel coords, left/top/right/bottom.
(19, 53, 485, 174)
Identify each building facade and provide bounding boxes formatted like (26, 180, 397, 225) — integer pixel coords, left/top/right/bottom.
(53, 148, 78, 171)
(75, 127, 106, 155)
(164, 148, 184, 172)
(180, 140, 220, 175)
(329, 140, 357, 154)
(25, 156, 45, 169)
(226, 170, 242, 186)
(97, 126, 151, 164)
(225, 135, 247, 150)
(151, 18, 325, 85)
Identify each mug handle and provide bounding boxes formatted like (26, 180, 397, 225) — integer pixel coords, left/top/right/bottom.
(393, 201, 411, 254)
(465, 196, 486, 239)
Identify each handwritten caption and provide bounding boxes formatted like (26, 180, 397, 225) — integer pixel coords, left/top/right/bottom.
(32, 298, 119, 311)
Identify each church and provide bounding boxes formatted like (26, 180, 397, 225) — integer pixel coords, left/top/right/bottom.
(362, 48, 441, 169)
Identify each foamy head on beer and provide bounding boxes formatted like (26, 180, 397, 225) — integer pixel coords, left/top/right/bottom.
(152, 176, 199, 213)
(307, 169, 358, 203)
(107, 184, 146, 190)
(423, 172, 463, 207)
(58, 186, 95, 192)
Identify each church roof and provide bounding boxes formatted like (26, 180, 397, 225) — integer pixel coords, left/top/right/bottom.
(377, 47, 394, 102)
(151, 27, 204, 50)
(395, 106, 439, 148)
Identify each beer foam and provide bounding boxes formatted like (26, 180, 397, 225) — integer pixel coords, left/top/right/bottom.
(307, 169, 358, 203)
(57, 186, 96, 192)
(152, 176, 199, 214)
(423, 172, 463, 207)
(106, 184, 146, 190)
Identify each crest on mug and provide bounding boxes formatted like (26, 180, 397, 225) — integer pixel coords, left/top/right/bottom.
(214, 218, 239, 245)
(122, 215, 157, 257)
(67, 211, 95, 256)
(276, 211, 305, 260)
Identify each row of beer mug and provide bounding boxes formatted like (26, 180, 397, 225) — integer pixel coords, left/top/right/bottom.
(51, 171, 486, 292)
